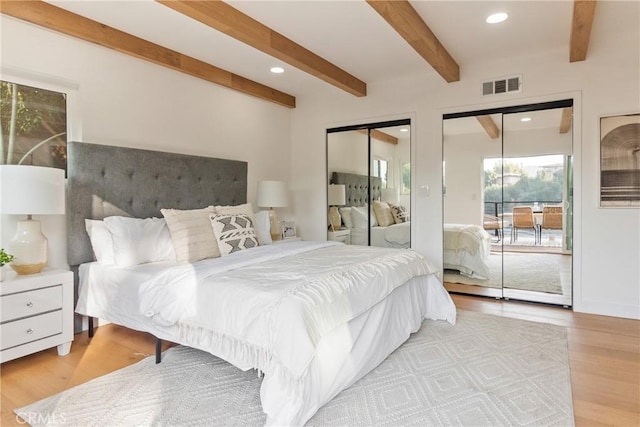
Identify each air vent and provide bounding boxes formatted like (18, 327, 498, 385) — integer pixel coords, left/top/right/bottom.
(482, 75, 522, 96)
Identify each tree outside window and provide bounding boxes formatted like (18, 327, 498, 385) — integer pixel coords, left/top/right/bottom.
(0, 81, 67, 170)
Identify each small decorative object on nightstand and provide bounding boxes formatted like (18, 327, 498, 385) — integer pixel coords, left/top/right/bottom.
(0, 268, 74, 363)
(282, 221, 296, 239)
(328, 228, 351, 244)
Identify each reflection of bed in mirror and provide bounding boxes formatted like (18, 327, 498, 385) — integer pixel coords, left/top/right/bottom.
(443, 224, 492, 280)
(330, 172, 411, 248)
(331, 172, 491, 277)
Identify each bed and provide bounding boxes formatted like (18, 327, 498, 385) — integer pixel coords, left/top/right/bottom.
(331, 171, 491, 279)
(69, 142, 457, 426)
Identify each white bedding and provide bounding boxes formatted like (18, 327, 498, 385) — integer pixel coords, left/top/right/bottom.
(76, 241, 456, 426)
(443, 224, 492, 279)
(350, 222, 411, 248)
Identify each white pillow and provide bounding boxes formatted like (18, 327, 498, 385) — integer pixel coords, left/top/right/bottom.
(162, 207, 219, 263)
(85, 219, 115, 264)
(103, 216, 176, 267)
(351, 206, 379, 230)
(254, 210, 273, 245)
(339, 207, 352, 229)
(214, 203, 263, 245)
(209, 213, 259, 256)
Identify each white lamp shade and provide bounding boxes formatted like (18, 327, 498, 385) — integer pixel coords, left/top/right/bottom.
(257, 180, 288, 208)
(381, 188, 399, 205)
(328, 184, 346, 206)
(0, 165, 65, 215)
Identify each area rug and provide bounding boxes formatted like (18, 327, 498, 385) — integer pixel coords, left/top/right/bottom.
(15, 311, 574, 426)
(444, 252, 571, 294)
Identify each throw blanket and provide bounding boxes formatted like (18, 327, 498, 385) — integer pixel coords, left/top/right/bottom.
(139, 241, 436, 389)
(444, 223, 491, 255)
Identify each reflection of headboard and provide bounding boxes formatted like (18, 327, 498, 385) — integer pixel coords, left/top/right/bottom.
(330, 171, 381, 206)
(67, 141, 248, 267)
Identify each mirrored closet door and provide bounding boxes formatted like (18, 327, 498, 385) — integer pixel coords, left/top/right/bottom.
(443, 100, 573, 306)
(327, 119, 411, 248)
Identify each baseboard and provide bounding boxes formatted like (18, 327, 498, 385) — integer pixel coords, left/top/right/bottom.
(574, 299, 640, 320)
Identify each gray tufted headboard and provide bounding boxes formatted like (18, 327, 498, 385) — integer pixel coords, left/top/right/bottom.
(330, 171, 382, 206)
(67, 141, 248, 267)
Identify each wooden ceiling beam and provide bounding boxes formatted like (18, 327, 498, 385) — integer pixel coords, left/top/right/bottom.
(0, 1, 296, 108)
(157, 0, 367, 97)
(357, 129, 398, 145)
(559, 108, 573, 134)
(366, 0, 459, 83)
(476, 115, 500, 139)
(570, 0, 597, 62)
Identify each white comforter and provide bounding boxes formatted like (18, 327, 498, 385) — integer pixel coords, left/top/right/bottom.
(138, 241, 454, 425)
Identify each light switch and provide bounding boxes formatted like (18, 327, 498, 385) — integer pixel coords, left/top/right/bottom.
(418, 185, 430, 197)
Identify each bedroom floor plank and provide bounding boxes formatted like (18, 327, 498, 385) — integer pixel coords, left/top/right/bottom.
(1, 294, 638, 427)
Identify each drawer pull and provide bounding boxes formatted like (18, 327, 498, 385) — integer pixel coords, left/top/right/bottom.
(26, 302, 34, 308)
(26, 328, 34, 334)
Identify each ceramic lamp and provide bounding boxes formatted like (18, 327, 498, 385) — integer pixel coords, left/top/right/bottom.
(328, 184, 346, 231)
(0, 165, 65, 275)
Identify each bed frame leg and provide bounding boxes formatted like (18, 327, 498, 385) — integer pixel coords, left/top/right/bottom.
(155, 339, 162, 364)
(88, 316, 95, 338)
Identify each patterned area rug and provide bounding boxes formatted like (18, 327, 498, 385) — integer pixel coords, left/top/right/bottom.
(444, 252, 571, 294)
(16, 311, 574, 426)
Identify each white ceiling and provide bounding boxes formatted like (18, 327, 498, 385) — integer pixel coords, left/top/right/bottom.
(42, 1, 637, 101)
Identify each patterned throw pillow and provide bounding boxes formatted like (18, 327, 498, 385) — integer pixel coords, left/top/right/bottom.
(390, 204, 410, 224)
(373, 200, 395, 227)
(209, 213, 259, 256)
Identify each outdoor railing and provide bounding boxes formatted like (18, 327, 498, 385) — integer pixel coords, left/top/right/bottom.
(484, 201, 562, 217)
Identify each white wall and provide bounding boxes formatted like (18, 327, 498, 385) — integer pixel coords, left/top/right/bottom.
(290, 2, 640, 319)
(1, 16, 292, 269)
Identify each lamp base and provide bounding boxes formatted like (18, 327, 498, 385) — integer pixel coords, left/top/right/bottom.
(328, 206, 342, 231)
(11, 263, 46, 275)
(268, 208, 282, 241)
(10, 218, 48, 275)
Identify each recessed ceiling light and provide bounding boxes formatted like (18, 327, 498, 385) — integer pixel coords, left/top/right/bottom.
(486, 12, 509, 24)
(270, 66, 284, 74)
(400, 128, 409, 132)
(521, 117, 532, 122)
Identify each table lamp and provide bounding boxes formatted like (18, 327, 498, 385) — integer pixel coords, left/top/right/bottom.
(381, 187, 399, 205)
(0, 165, 65, 275)
(328, 184, 346, 231)
(257, 180, 288, 241)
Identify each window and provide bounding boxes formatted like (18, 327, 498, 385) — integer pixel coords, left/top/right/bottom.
(1, 80, 67, 169)
(401, 161, 411, 194)
(372, 158, 388, 188)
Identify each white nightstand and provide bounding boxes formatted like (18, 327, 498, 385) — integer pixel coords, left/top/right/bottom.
(0, 268, 74, 363)
(328, 228, 351, 244)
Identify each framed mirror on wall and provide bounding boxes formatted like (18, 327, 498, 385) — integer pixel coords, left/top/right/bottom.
(443, 100, 573, 307)
(326, 119, 411, 248)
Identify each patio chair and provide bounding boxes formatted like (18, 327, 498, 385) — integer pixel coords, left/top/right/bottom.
(511, 206, 539, 244)
(483, 214, 503, 241)
(541, 205, 563, 240)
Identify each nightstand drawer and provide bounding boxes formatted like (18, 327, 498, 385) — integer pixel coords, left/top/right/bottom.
(1, 285, 63, 323)
(1, 310, 63, 350)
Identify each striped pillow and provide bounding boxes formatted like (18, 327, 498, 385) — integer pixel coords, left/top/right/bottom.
(373, 200, 395, 227)
(161, 207, 219, 263)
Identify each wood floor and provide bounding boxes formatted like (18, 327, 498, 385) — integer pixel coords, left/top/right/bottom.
(1, 294, 638, 426)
